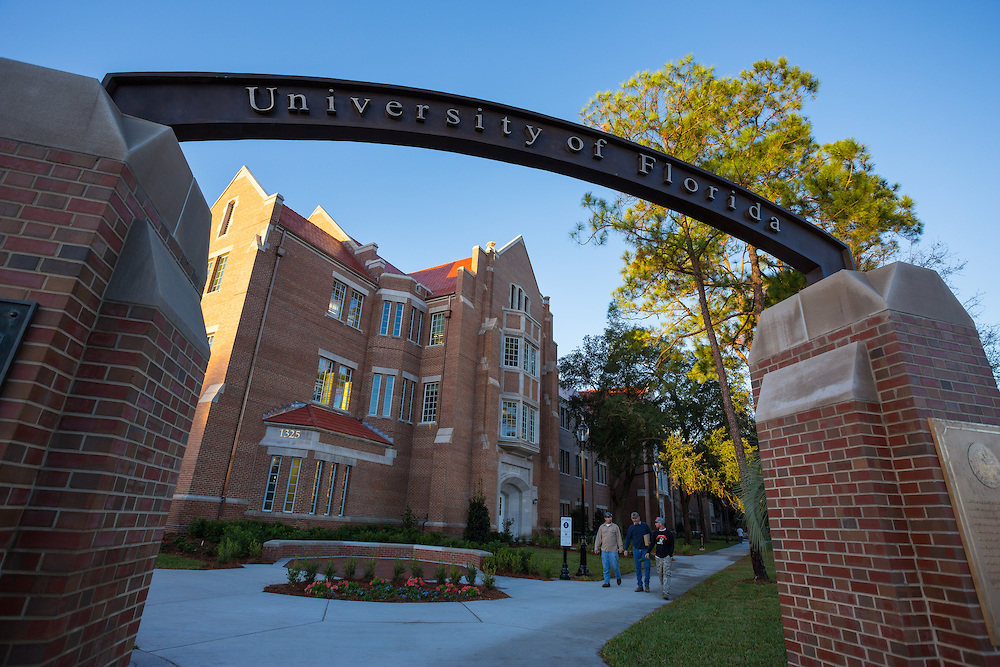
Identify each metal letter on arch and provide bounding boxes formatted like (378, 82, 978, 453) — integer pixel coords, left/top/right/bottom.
(103, 72, 854, 282)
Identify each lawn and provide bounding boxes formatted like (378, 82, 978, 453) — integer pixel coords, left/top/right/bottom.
(601, 550, 784, 667)
(155, 553, 207, 569)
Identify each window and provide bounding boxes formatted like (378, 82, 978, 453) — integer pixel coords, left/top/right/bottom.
(328, 280, 347, 319)
(310, 461, 324, 514)
(207, 334, 214, 350)
(575, 454, 582, 478)
(421, 382, 439, 423)
(560, 502, 572, 518)
(283, 457, 301, 513)
(500, 400, 518, 438)
(347, 291, 364, 329)
(399, 378, 416, 423)
(521, 404, 537, 444)
(503, 336, 520, 368)
(339, 464, 351, 516)
(380, 301, 405, 336)
(428, 312, 445, 346)
(315, 358, 336, 404)
(509, 284, 530, 314)
(324, 462, 339, 515)
(559, 450, 570, 475)
(207, 253, 228, 293)
(408, 309, 423, 343)
(334, 367, 352, 411)
(262, 456, 281, 512)
(559, 405, 571, 430)
(523, 343, 538, 376)
(370, 373, 395, 417)
(218, 200, 235, 237)
(596, 462, 608, 486)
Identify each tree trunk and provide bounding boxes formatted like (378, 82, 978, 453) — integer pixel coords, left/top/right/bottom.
(678, 490, 692, 545)
(688, 239, 770, 580)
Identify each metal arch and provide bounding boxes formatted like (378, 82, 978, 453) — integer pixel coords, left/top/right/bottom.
(102, 72, 854, 282)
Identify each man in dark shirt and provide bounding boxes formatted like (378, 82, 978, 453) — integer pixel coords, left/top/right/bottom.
(651, 516, 675, 600)
(623, 511, 652, 592)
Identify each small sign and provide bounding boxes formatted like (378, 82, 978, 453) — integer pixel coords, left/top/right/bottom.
(560, 516, 572, 547)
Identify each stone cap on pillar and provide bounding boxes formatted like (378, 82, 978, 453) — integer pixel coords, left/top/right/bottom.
(749, 262, 974, 367)
(0, 58, 210, 290)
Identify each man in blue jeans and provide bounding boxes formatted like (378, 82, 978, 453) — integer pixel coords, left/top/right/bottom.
(593, 511, 623, 587)
(623, 511, 652, 592)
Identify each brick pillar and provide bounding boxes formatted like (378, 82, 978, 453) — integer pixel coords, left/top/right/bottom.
(0, 59, 210, 665)
(750, 263, 1000, 666)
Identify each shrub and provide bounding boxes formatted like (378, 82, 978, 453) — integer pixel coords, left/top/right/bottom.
(448, 565, 463, 586)
(287, 558, 302, 584)
(323, 561, 338, 581)
(409, 558, 424, 580)
(465, 562, 478, 586)
(463, 483, 491, 544)
(540, 562, 554, 579)
(401, 506, 418, 531)
(392, 559, 407, 583)
(434, 564, 448, 584)
(343, 556, 358, 580)
(363, 558, 378, 581)
(482, 565, 497, 590)
(188, 517, 226, 543)
(247, 540, 262, 559)
(302, 560, 320, 583)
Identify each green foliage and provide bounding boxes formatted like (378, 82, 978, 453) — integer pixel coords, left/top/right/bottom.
(448, 564, 464, 586)
(482, 565, 497, 590)
(391, 559, 407, 583)
(434, 564, 448, 584)
(302, 560, 320, 583)
(216, 538, 239, 564)
(363, 558, 378, 581)
(155, 553, 205, 570)
(483, 546, 538, 576)
(323, 560, 338, 582)
(465, 562, 478, 586)
(343, 556, 358, 580)
(539, 561, 554, 579)
(463, 482, 492, 544)
(401, 505, 418, 531)
(188, 517, 226, 542)
(287, 559, 302, 585)
(408, 558, 424, 580)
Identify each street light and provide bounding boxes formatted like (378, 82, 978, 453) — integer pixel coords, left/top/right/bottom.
(575, 417, 590, 577)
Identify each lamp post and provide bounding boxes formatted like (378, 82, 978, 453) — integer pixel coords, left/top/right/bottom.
(575, 417, 590, 577)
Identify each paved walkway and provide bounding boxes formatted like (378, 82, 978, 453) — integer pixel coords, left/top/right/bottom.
(131, 543, 750, 666)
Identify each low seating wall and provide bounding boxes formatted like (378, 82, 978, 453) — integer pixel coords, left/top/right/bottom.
(261, 540, 491, 568)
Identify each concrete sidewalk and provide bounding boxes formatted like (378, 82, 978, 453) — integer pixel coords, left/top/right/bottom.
(131, 543, 750, 666)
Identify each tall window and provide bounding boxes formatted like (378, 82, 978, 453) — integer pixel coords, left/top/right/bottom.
(346, 291, 364, 329)
(262, 456, 281, 511)
(339, 465, 352, 516)
(283, 457, 301, 513)
(408, 309, 423, 343)
(315, 358, 335, 404)
(510, 284, 530, 313)
(596, 462, 608, 486)
(380, 301, 405, 336)
(500, 400, 518, 438)
(503, 336, 520, 367)
(421, 382, 439, 423)
(310, 461, 324, 514)
(521, 404, 537, 444)
(575, 454, 582, 478)
(523, 343, 538, 376)
(324, 462, 339, 515)
(207, 253, 228, 293)
(218, 200, 235, 237)
(428, 312, 445, 346)
(328, 280, 347, 319)
(559, 450, 570, 474)
(334, 367, 352, 410)
(369, 373, 395, 417)
(399, 378, 416, 423)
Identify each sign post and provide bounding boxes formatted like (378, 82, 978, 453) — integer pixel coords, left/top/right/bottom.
(560, 516, 572, 580)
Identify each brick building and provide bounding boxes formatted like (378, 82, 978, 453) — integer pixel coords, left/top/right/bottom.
(166, 167, 560, 537)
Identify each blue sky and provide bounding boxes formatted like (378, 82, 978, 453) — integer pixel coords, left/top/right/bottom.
(3, 0, 998, 357)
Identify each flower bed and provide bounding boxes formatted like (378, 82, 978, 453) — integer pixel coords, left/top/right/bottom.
(264, 576, 509, 602)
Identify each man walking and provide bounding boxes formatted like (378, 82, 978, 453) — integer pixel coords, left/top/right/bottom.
(593, 511, 623, 587)
(651, 517, 674, 600)
(623, 511, 652, 592)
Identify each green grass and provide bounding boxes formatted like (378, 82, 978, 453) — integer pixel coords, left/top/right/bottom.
(525, 539, 739, 581)
(155, 553, 206, 569)
(602, 552, 784, 667)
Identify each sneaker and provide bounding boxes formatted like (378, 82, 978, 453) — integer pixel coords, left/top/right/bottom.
(635, 586, 643, 592)
(616, 577, 621, 586)
(663, 595, 670, 600)
(602, 583, 610, 588)
(644, 586, 650, 592)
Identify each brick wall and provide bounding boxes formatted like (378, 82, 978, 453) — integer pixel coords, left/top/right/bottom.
(260, 539, 490, 568)
(750, 266, 1000, 666)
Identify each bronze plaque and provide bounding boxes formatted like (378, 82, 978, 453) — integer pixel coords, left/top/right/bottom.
(928, 418, 1000, 646)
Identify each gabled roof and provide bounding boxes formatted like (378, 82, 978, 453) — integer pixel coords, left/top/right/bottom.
(263, 403, 392, 446)
(410, 257, 474, 298)
(277, 206, 374, 282)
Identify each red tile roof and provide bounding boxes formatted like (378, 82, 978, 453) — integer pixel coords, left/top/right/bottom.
(277, 207, 373, 281)
(263, 403, 392, 446)
(411, 257, 474, 297)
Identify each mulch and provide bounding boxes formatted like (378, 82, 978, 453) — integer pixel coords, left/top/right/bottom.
(264, 580, 510, 602)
